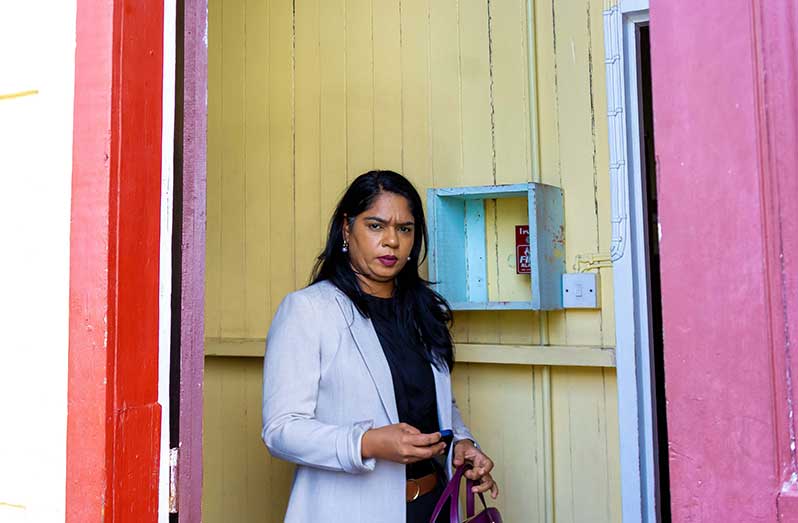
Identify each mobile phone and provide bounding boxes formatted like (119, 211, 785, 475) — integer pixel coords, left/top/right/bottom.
(439, 429, 454, 451)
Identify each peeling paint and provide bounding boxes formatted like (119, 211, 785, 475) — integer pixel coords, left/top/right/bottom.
(550, 0, 562, 180)
(203, 6, 209, 47)
(586, 3, 601, 254)
(486, 0, 497, 184)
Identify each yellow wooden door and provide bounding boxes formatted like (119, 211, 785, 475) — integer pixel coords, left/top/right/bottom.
(204, 1, 621, 521)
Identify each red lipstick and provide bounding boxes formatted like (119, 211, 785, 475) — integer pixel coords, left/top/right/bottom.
(377, 255, 398, 267)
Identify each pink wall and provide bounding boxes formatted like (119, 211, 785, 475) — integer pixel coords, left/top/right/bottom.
(651, 1, 798, 520)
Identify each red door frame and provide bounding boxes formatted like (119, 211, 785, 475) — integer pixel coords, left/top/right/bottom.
(652, 1, 798, 520)
(67, 0, 165, 521)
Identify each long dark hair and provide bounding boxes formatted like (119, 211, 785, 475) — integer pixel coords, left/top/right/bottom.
(311, 170, 454, 371)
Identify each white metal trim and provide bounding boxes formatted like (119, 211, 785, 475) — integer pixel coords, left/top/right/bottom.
(604, 4, 629, 263)
(604, 2, 659, 523)
(623, 14, 659, 523)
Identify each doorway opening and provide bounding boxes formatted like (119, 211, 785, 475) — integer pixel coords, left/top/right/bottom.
(636, 22, 671, 522)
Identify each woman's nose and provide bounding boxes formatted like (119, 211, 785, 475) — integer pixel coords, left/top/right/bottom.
(383, 229, 399, 247)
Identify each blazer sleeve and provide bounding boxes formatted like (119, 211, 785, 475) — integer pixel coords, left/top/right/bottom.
(451, 396, 478, 447)
(261, 291, 377, 474)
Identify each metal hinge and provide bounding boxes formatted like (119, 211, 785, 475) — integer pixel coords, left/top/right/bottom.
(169, 447, 179, 513)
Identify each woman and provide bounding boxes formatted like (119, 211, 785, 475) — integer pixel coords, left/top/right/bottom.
(262, 170, 498, 523)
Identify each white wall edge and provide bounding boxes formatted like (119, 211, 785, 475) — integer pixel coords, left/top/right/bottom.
(159, 1, 177, 521)
(604, 3, 657, 523)
(620, 0, 649, 14)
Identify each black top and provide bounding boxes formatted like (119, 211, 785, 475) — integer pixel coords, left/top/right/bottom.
(363, 294, 441, 479)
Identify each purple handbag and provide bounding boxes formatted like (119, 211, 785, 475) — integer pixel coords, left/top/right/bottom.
(429, 464, 503, 523)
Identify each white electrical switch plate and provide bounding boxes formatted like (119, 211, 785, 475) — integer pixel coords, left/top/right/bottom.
(562, 273, 599, 308)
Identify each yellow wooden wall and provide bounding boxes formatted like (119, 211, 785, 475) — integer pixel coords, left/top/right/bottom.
(204, 0, 620, 521)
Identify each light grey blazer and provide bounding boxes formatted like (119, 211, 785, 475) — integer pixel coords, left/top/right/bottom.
(262, 280, 477, 523)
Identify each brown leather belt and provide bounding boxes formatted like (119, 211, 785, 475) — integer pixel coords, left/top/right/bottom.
(406, 472, 439, 502)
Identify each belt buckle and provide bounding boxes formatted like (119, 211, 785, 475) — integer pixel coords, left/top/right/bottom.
(408, 478, 421, 501)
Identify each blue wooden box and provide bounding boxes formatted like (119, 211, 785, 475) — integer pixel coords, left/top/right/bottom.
(426, 183, 565, 310)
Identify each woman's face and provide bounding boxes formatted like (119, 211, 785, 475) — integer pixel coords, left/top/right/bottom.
(343, 191, 415, 295)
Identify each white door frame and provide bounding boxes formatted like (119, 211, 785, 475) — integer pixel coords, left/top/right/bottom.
(158, 0, 177, 520)
(603, 1, 660, 522)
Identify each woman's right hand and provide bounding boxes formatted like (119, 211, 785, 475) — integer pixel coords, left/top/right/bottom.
(361, 423, 445, 464)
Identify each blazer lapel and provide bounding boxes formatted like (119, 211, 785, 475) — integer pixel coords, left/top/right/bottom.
(335, 294, 400, 425)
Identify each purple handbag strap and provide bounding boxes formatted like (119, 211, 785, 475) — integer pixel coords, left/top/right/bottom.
(429, 465, 465, 523)
(465, 478, 489, 518)
(429, 465, 491, 523)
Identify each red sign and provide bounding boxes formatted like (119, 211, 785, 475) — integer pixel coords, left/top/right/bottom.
(516, 225, 531, 274)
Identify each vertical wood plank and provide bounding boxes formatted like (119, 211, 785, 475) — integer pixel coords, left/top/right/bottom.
(535, 366, 555, 523)
(221, 359, 247, 521)
(490, 0, 539, 340)
(588, 0, 615, 348)
(180, 2, 210, 518)
(220, 0, 247, 337)
(458, 1, 497, 343)
(603, 369, 622, 522)
(450, 364, 472, 427)
(400, 0, 432, 190)
(552, 367, 618, 523)
(295, 0, 322, 288)
(268, 0, 296, 319)
(204, 358, 296, 523)
(600, 267, 616, 346)
(245, 360, 270, 519)
(201, 358, 223, 522)
(449, 310, 470, 343)
(427, 0, 462, 294)
(589, 0, 611, 258)
(458, 0, 493, 187)
(319, 0, 348, 242)
(551, 368, 575, 523)
(497, 310, 540, 344)
(463, 308, 501, 344)
(205, 0, 223, 338)
(490, 0, 532, 185)
(535, 0, 567, 346)
(429, 0, 463, 188)
(465, 364, 542, 521)
(372, 0, 403, 171)
(346, 0, 375, 179)
(245, 0, 270, 337)
(554, 1, 602, 345)
(533, 0, 562, 188)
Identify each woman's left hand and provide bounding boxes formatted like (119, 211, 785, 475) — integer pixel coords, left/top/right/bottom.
(452, 440, 499, 499)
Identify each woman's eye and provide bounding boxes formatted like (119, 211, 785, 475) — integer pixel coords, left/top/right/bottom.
(368, 223, 382, 230)
(399, 226, 412, 233)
